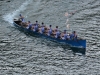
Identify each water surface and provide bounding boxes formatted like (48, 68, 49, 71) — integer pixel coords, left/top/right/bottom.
(0, 0, 100, 75)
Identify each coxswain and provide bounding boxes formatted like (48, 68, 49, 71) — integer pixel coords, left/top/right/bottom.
(19, 14, 25, 22)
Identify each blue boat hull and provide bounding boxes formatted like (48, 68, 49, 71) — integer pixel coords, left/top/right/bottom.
(13, 21, 86, 49)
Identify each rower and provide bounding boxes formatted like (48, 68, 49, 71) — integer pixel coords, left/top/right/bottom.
(40, 22, 45, 34)
(33, 24, 38, 32)
(54, 26, 58, 32)
(70, 31, 77, 40)
(55, 30, 61, 39)
(61, 30, 67, 40)
(33, 20, 40, 32)
(41, 22, 44, 26)
(34, 20, 40, 27)
(26, 21, 30, 28)
(73, 31, 77, 39)
(26, 21, 32, 29)
(67, 33, 70, 40)
(47, 25, 52, 36)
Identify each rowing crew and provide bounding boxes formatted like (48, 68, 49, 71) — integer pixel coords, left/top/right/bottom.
(18, 14, 77, 40)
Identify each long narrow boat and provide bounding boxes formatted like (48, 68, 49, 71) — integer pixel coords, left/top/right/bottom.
(13, 19, 86, 49)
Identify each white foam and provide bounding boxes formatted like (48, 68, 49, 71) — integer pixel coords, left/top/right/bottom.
(96, 51, 100, 55)
(3, 0, 31, 24)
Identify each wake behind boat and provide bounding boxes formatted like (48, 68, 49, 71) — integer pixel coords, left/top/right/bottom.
(13, 15, 86, 49)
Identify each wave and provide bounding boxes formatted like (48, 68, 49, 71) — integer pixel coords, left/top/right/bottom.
(3, 0, 32, 24)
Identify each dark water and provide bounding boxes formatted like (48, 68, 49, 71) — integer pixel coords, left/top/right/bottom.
(0, 0, 100, 75)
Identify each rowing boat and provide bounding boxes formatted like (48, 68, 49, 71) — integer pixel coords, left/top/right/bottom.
(13, 19, 86, 49)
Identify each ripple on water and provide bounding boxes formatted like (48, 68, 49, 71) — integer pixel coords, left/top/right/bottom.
(1, 0, 100, 75)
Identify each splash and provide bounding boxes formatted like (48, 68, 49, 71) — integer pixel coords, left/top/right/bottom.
(65, 12, 69, 17)
(96, 51, 100, 55)
(3, 0, 31, 24)
(65, 11, 76, 30)
(65, 18, 69, 29)
(65, 12, 70, 29)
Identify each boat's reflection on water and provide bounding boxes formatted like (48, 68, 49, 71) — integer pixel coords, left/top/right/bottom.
(60, 44, 86, 55)
(45, 41, 86, 55)
(70, 47, 86, 55)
